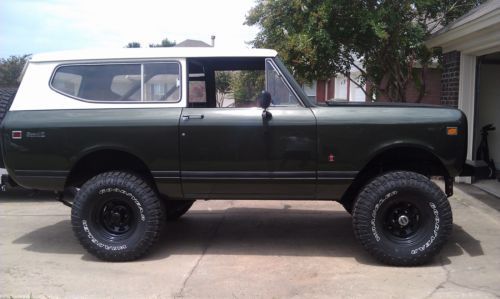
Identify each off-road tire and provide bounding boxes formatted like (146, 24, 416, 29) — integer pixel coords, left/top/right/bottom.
(71, 171, 163, 261)
(0, 88, 17, 124)
(164, 200, 195, 221)
(352, 171, 453, 266)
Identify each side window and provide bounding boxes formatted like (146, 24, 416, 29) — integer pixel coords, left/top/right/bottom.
(265, 60, 300, 106)
(216, 70, 264, 108)
(109, 66, 141, 101)
(51, 62, 180, 102)
(52, 71, 82, 96)
(143, 63, 180, 101)
(187, 58, 265, 108)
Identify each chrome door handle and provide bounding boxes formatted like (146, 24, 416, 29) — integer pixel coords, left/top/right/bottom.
(182, 114, 204, 120)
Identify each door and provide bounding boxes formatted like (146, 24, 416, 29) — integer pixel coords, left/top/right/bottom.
(180, 57, 316, 199)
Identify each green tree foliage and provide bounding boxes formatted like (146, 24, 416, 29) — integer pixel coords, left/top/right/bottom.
(215, 71, 233, 107)
(232, 71, 265, 106)
(246, 0, 485, 102)
(126, 37, 176, 49)
(149, 37, 176, 48)
(0, 54, 30, 87)
(125, 42, 141, 48)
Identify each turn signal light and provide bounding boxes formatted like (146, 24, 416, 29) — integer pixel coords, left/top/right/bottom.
(447, 127, 458, 136)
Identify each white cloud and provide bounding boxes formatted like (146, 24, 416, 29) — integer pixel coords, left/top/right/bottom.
(0, 0, 259, 57)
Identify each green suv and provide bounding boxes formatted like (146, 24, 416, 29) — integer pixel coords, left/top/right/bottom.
(0, 48, 468, 266)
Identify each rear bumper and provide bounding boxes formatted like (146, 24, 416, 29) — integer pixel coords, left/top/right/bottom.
(1, 174, 18, 190)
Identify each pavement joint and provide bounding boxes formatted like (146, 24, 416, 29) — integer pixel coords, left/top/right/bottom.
(445, 270, 500, 298)
(424, 256, 449, 299)
(174, 208, 228, 298)
(426, 250, 500, 298)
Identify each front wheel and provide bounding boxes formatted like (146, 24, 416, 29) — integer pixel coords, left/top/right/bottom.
(352, 171, 453, 266)
(71, 171, 163, 261)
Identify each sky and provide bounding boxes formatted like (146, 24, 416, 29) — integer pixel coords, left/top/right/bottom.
(0, 0, 260, 58)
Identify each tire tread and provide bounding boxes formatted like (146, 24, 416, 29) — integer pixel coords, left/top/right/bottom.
(352, 171, 453, 266)
(71, 171, 163, 262)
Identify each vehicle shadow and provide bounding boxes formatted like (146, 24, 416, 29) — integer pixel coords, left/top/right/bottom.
(456, 183, 500, 211)
(440, 224, 484, 261)
(13, 208, 483, 266)
(0, 188, 58, 202)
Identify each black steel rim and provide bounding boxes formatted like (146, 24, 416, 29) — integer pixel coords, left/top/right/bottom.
(98, 199, 136, 237)
(383, 201, 421, 239)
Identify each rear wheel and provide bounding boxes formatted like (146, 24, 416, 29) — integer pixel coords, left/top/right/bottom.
(71, 171, 163, 261)
(352, 171, 453, 266)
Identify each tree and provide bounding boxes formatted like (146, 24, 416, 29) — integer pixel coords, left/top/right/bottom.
(0, 54, 30, 88)
(149, 37, 176, 48)
(232, 71, 265, 106)
(125, 42, 141, 48)
(215, 71, 232, 107)
(246, 0, 485, 102)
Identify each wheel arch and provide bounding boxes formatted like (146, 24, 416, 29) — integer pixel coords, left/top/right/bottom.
(340, 144, 449, 212)
(65, 148, 155, 190)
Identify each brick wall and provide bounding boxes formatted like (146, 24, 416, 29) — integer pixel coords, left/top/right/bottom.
(376, 68, 442, 105)
(440, 51, 461, 107)
(316, 80, 326, 102)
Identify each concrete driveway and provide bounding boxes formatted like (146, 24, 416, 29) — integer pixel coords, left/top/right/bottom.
(1, 183, 499, 298)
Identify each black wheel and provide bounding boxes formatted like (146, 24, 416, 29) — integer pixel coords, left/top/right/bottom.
(164, 199, 195, 221)
(352, 171, 453, 266)
(0, 88, 17, 124)
(71, 171, 163, 261)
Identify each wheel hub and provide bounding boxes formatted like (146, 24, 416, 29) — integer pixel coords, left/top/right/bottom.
(100, 201, 134, 235)
(384, 202, 421, 238)
(398, 215, 409, 226)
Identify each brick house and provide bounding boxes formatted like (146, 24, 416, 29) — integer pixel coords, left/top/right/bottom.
(304, 67, 442, 105)
(426, 0, 500, 189)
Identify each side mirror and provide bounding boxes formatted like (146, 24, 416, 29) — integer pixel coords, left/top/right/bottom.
(259, 91, 272, 109)
(259, 91, 272, 121)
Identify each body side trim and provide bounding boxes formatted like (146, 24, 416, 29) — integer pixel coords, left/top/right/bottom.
(181, 171, 316, 180)
(317, 171, 359, 180)
(14, 170, 70, 176)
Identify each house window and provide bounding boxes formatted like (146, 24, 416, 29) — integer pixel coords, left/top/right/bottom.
(349, 73, 365, 102)
(334, 75, 348, 101)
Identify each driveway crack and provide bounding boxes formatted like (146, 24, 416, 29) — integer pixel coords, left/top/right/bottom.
(174, 209, 228, 298)
(425, 256, 450, 299)
(426, 256, 500, 298)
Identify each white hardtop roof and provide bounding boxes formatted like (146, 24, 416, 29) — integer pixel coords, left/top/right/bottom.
(30, 47, 278, 63)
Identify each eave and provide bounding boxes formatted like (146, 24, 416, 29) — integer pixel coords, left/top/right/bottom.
(426, 1, 500, 55)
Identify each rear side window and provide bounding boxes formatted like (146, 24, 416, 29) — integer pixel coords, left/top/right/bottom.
(51, 62, 181, 102)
